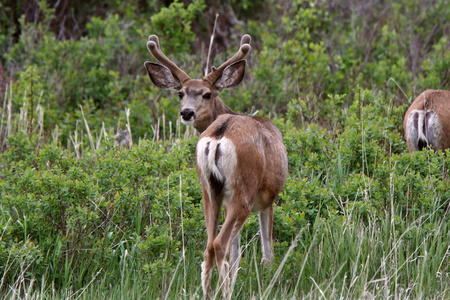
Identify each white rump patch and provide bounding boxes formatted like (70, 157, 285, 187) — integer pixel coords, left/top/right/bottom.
(406, 110, 427, 151)
(406, 109, 443, 151)
(424, 110, 442, 151)
(197, 137, 237, 200)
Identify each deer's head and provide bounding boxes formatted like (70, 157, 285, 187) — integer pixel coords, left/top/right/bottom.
(144, 34, 251, 133)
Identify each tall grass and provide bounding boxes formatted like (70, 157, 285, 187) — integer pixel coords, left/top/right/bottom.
(2, 178, 449, 299)
(230, 196, 450, 299)
(0, 83, 197, 158)
(1, 88, 449, 299)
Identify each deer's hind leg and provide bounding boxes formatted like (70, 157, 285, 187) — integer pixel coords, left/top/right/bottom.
(201, 188, 221, 298)
(259, 204, 274, 264)
(213, 201, 251, 299)
(225, 206, 241, 293)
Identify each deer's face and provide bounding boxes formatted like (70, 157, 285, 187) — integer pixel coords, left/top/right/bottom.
(144, 34, 250, 133)
(178, 79, 217, 128)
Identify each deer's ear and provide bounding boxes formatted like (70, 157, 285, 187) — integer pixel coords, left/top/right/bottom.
(213, 60, 246, 91)
(144, 62, 182, 90)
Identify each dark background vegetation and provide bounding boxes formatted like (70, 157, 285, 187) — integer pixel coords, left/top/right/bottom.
(1, 0, 448, 148)
(0, 0, 449, 298)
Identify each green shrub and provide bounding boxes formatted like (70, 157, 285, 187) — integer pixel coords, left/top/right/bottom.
(150, 0, 206, 55)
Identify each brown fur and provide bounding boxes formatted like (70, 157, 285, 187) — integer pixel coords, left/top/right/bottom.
(196, 114, 287, 298)
(145, 34, 288, 299)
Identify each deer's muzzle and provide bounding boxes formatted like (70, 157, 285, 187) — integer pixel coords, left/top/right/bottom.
(180, 108, 195, 123)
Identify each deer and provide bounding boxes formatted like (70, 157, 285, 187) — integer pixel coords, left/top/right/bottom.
(144, 34, 288, 299)
(403, 89, 450, 152)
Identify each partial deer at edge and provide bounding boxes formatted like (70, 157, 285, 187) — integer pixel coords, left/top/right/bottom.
(144, 34, 288, 299)
(404, 89, 450, 152)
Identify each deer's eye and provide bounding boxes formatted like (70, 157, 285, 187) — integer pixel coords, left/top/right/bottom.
(178, 92, 184, 99)
(203, 93, 212, 100)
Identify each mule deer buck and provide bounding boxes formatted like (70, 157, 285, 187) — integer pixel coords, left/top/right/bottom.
(403, 89, 450, 152)
(144, 34, 288, 298)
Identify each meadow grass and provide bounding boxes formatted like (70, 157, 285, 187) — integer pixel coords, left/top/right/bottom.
(2, 185, 449, 299)
(1, 88, 449, 299)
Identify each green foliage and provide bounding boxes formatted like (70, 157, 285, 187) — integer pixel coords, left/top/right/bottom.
(3, 2, 160, 145)
(0, 134, 200, 291)
(1, 0, 450, 298)
(150, 0, 206, 54)
(418, 37, 450, 89)
(2, 90, 450, 299)
(2, 0, 449, 145)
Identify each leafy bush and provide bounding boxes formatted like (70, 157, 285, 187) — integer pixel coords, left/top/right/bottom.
(150, 0, 206, 54)
(0, 133, 202, 289)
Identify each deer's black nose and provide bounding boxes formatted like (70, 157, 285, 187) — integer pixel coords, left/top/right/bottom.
(180, 109, 195, 120)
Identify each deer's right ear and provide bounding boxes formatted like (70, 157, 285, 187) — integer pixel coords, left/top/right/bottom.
(144, 62, 182, 90)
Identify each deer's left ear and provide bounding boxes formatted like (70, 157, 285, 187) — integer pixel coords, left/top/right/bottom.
(213, 60, 246, 91)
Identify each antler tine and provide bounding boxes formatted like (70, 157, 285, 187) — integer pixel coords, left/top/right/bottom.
(204, 34, 251, 84)
(146, 35, 190, 83)
(148, 35, 160, 49)
(240, 34, 251, 46)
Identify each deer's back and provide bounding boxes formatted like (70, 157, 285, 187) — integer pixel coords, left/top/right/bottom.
(196, 114, 288, 208)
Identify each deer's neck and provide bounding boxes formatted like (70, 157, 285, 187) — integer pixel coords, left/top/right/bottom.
(214, 97, 235, 117)
(195, 97, 235, 133)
